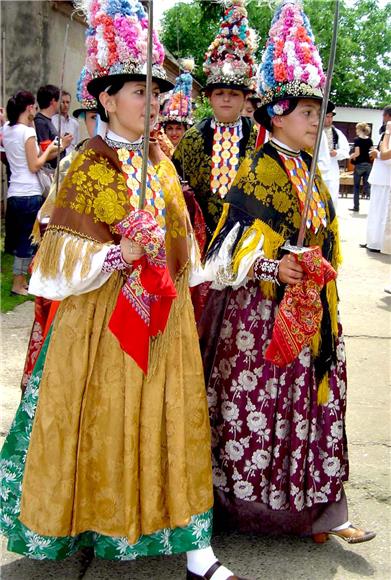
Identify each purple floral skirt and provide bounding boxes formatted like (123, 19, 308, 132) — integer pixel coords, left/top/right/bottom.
(201, 281, 349, 535)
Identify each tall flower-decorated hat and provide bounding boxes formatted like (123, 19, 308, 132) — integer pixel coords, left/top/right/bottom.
(73, 66, 98, 118)
(254, 0, 325, 129)
(76, 0, 173, 98)
(161, 58, 194, 125)
(203, 0, 258, 92)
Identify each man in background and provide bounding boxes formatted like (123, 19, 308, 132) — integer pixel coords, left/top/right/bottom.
(34, 85, 72, 168)
(369, 105, 391, 163)
(52, 91, 79, 155)
(318, 101, 350, 210)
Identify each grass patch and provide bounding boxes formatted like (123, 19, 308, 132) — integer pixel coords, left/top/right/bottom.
(0, 252, 34, 313)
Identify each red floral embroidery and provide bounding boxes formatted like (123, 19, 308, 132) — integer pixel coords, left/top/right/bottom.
(265, 246, 337, 367)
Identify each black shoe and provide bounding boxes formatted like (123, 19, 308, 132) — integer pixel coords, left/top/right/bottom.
(186, 561, 250, 580)
(368, 248, 381, 253)
(349, 207, 359, 212)
(359, 243, 367, 248)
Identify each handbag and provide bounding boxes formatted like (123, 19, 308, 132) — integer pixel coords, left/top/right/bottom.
(36, 165, 54, 197)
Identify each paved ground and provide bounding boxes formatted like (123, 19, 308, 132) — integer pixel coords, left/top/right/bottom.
(0, 197, 390, 579)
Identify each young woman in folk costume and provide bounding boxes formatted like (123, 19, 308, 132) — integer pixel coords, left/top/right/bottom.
(173, 0, 258, 249)
(161, 58, 194, 149)
(197, 0, 376, 545)
(173, 0, 258, 323)
(160, 58, 210, 271)
(20, 66, 99, 395)
(0, 2, 247, 578)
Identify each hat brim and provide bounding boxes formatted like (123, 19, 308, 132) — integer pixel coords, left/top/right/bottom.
(73, 107, 98, 119)
(254, 93, 323, 129)
(87, 74, 174, 99)
(162, 118, 193, 128)
(203, 82, 252, 94)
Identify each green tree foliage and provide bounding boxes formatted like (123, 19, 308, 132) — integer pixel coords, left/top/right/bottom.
(193, 94, 214, 122)
(303, 0, 391, 106)
(160, 2, 220, 86)
(160, 0, 391, 107)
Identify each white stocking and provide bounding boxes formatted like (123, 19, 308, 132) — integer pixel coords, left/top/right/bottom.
(186, 547, 233, 579)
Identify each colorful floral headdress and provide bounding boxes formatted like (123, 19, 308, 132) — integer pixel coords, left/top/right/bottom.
(161, 58, 194, 125)
(75, 0, 173, 97)
(73, 66, 98, 118)
(254, 0, 325, 125)
(203, 0, 258, 91)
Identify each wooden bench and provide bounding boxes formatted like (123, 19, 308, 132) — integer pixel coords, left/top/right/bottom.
(339, 171, 354, 197)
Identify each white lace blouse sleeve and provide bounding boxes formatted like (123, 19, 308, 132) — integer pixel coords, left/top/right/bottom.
(29, 234, 113, 300)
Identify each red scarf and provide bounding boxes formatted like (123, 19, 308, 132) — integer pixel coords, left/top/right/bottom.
(265, 246, 336, 367)
(109, 210, 177, 374)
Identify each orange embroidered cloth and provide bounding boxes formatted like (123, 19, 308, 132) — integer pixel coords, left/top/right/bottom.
(265, 246, 337, 367)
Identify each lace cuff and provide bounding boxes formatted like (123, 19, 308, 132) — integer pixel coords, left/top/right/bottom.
(102, 245, 130, 273)
(253, 257, 280, 283)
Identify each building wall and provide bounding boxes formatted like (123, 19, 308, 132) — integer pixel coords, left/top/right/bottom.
(47, 4, 87, 105)
(1, 1, 86, 118)
(2, 1, 51, 98)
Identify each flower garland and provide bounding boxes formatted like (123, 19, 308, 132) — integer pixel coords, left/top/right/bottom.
(162, 62, 194, 123)
(267, 98, 291, 118)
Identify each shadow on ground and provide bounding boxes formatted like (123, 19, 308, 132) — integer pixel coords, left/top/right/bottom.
(1, 531, 377, 580)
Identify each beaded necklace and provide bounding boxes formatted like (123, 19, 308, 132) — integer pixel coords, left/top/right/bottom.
(105, 136, 144, 152)
(210, 117, 243, 199)
(272, 141, 327, 234)
(106, 138, 166, 230)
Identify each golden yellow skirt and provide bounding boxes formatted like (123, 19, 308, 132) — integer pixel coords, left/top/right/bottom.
(19, 271, 213, 544)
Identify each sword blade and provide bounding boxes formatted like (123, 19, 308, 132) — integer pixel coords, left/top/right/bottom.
(55, 23, 70, 195)
(139, 0, 154, 210)
(297, 0, 340, 247)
